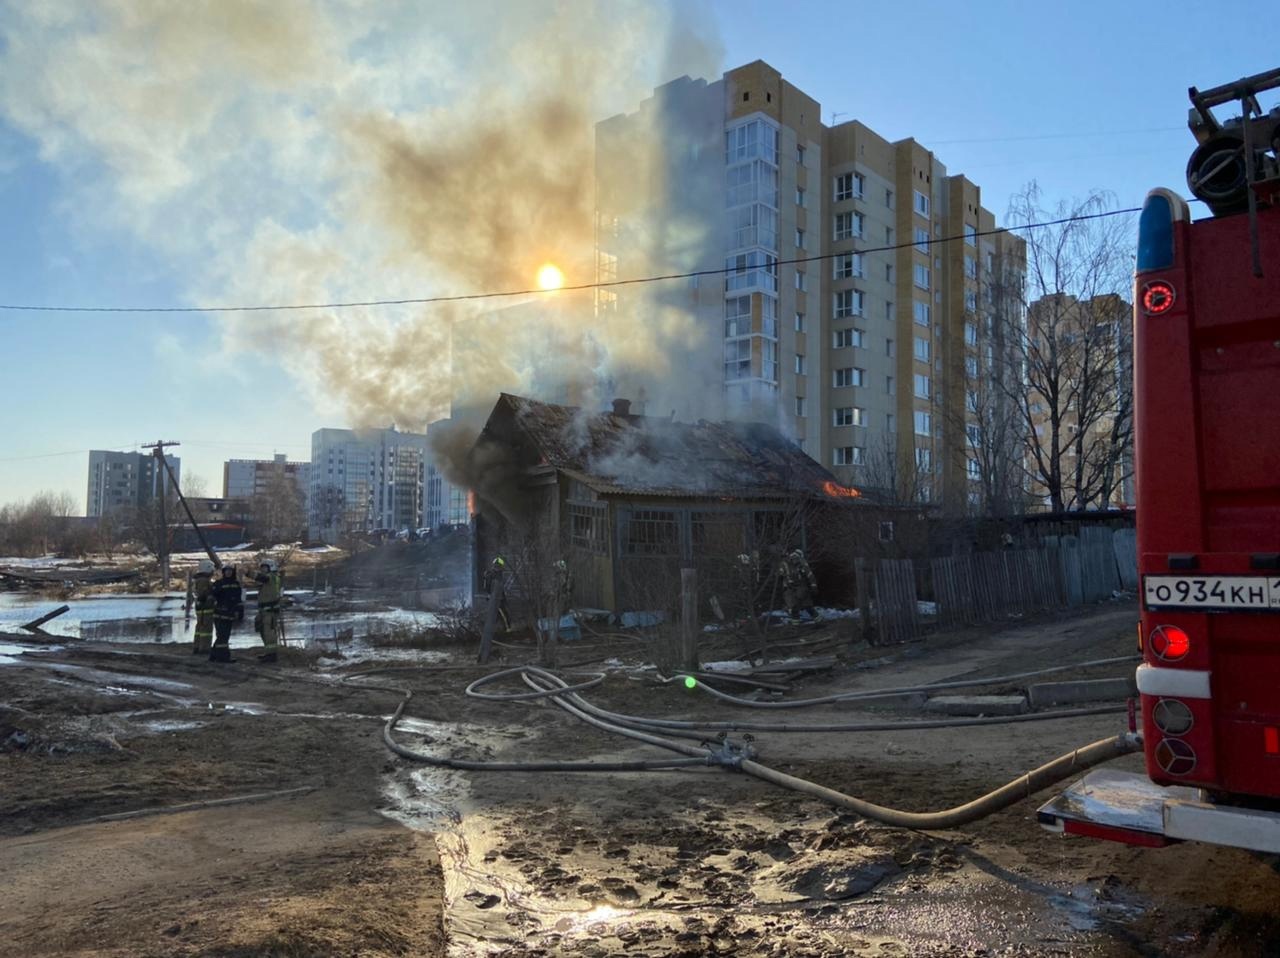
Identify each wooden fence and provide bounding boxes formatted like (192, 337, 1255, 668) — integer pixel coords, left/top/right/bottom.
(864, 527, 1136, 644)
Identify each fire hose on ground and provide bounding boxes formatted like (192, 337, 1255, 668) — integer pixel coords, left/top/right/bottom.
(371, 663, 1143, 830)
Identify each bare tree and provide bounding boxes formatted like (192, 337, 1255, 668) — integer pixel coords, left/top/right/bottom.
(250, 471, 307, 545)
(859, 432, 931, 506)
(181, 473, 209, 498)
(1002, 184, 1134, 512)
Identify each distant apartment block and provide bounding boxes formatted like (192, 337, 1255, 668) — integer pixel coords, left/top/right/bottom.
(223, 454, 310, 503)
(597, 60, 1027, 514)
(309, 427, 429, 541)
(424, 418, 471, 529)
(86, 450, 180, 518)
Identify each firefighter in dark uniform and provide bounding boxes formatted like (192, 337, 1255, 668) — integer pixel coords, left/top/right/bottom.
(209, 564, 244, 663)
(554, 559, 573, 613)
(253, 558, 284, 663)
(192, 559, 216, 655)
(483, 555, 511, 632)
(778, 548, 819, 621)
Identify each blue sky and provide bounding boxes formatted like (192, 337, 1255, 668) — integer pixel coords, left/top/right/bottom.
(1, 0, 1275, 511)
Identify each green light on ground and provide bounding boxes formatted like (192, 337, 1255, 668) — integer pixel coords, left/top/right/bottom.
(684, 676, 697, 689)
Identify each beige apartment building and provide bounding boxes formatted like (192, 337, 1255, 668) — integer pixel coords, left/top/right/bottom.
(597, 60, 1026, 514)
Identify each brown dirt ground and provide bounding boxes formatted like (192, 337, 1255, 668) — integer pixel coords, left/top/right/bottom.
(3, 604, 1279, 956)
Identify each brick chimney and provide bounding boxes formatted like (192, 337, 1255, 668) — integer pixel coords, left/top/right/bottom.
(611, 398, 632, 417)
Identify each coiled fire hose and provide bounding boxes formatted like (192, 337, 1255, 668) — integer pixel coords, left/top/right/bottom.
(375, 664, 1141, 830)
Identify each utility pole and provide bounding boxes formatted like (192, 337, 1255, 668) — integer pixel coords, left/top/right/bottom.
(143, 440, 181, 590)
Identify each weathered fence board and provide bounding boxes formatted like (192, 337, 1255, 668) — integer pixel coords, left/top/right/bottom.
(874, 559, 919, 645)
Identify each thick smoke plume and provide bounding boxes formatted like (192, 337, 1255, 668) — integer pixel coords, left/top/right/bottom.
(1, 0, 726, 483)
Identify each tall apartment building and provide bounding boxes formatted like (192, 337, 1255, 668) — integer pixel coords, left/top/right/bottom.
(424, 418, 471, 529)
(223, 454, 310, 504)
(309, 427, 429, 541)
(598, 61, 1027, 514)
(86, 450, 180, 517)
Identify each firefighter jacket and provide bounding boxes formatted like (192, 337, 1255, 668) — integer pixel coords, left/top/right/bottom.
(254, 571, 283, 609)
(192, 572, 214, 610)
(211, 576, 244, 621)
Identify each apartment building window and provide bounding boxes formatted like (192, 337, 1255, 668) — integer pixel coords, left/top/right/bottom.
(886, 375, 895, 394)
(796, 143, 805, 166)
(726, 161, 779, 208)
(834, 446, 865, 466)
(964, 255, 978, 279)
(725, 250, 778, 292)
(761, 293, 778, 337)
(913, 336, 930, 362)
(913, 301, 930, 326)
(834, 211, 864, 240)
(833, 367, 864, 388)
(966, 423, 983, 447)
(795, 395, 806, 417)
(914, 227, 930, 252)
(833, 406, 865, 427)
(795, 186, 806, 208)
(913, 190, 930, 217)
(886, 337, 895, 357)
(914, 410, 932, 436)
(725, 294, 752, 338)
(833, 327, 864, 349)
(726, 119, 779, 165)
(915, 447, 932, 470)
(966, 389, 979, 413)
(833, 252, 864, 279)
(964, 223, 977, 246)
(887, 413, 895, 432)
(833, 289, 864, 318)
(795, 353, 805, 374)
(885, 188, 894, 208)
(965, 290, 978, 312)
(794, 311, 804, 332)
(728, 203, 778, 249)
(886, 226, 893, 244)
(795, 228, 805, 249)
(964, 322, 978, 346)
(885, 263, 894, 282)
(913, 264, 930, 289)
(965, 355, 979, 377)
(834, 172, 854, 202)
(724, 338, 752, 380)
(967, 458, 981, 480)
(913, 373, 931, 398)
(885, 301, 894, 321)
(795, 270, 807, 291)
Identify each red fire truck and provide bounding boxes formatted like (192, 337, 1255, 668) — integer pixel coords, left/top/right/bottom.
(1039, 68, 1280, 851)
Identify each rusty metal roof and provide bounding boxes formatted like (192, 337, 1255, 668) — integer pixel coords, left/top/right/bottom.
(485, 393, 845, 500)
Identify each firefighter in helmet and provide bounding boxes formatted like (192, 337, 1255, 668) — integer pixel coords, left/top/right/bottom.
(209, 564, 244, 663)
(253, 558, 285, 663)
(483, 555, 511, 632)
(777, 548, 819, 621)
(553, 559, 574, 613)
(191, 559, 216, 655)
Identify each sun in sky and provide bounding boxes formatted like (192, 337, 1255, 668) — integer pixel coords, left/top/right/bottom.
(536, 262, 565, 290)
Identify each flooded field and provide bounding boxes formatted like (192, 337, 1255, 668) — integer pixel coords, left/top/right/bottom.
(0, 590, 441, 652)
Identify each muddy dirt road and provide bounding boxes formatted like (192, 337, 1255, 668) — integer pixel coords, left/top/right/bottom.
(3, 605, 1278, 956)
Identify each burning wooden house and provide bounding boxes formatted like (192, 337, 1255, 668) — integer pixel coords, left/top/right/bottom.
(467, 393, 858, 613)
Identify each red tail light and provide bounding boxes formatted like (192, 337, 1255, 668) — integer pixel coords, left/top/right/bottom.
(1150, 625, 1191, 661)
(1142, 280, 1176, 315)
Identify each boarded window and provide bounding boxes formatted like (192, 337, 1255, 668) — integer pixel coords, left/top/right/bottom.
(570, 503, 608, 555)
(623, 510, 679, 556)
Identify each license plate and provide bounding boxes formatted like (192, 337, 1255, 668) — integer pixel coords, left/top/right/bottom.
(1144, 575, 1280, 612)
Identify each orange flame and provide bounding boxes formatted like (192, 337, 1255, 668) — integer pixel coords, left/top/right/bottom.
(466, 490, 477, 516)
(821, 480, 861, 500)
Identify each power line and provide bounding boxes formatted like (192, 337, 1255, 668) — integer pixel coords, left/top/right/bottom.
(0, 206, 1141, 316)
